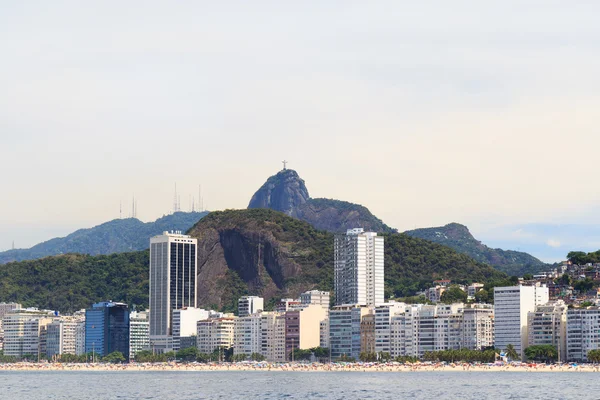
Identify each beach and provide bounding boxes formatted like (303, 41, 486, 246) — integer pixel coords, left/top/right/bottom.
(1, 361, 598, 373)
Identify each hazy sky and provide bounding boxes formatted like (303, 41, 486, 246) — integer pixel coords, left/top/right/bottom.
(1, 1, 600, 262)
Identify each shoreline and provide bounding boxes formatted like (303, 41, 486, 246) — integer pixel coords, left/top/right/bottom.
(1, 362, 598, 373)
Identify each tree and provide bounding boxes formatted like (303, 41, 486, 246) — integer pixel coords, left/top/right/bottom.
(102, 351, 126, 364)
(567, 251, 589, 265)
(359, 352, 377, 362)
(176, 346, 199, 362)
(522, 273, 534, 281)
(524, 345, 557, 363)
(378, 352, 391, 362)
(588, 349, 600, 363)
(338, 354, 356, 362)
(440, 286, 467, 304)
(505, 344, 519, 361)
(231, 354, 247, 362)
(250, 353, 265, 362)
(290, 348, 312, 361)
(574, 278, 595, 293)
(474, 289, 489, 303)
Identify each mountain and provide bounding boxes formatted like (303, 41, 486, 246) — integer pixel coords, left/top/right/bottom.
(404, 223, 547, 276)
(190, 209, 504, 311)
(0, 211, 208, 264)
(0, 209, 505, 313)
(248, 169, 395, 233)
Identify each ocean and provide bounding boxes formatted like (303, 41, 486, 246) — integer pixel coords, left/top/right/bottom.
(0, 371, 596, 399)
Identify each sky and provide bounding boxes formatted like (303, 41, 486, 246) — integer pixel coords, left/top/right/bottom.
(1, 1, 600, 262)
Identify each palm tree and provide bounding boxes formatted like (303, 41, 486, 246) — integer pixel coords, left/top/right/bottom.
(505, 344, 519, 361)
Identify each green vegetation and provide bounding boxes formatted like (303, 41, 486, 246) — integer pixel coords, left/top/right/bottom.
(573, 278, 597, 293)
(480, 276, 520, 304)
(404, 223, 548, 276)
(383, 232, 506, 299)
(0, 211, 208, 265)
(0, 209, 509, 312)
(524, 345, 557, 363)
(588, 349, 600, 363)
(423, 349, 498, 363)
(290, 347, 329, 362)
(440, 285, 468, 304)
(102, 351, 126, 364)
(567, 250, 600, 265)
(0, 251, 149, 313)
(505, 344, 519, 361)
(0, 351, 17, 363)
(176, 346, 199, 362)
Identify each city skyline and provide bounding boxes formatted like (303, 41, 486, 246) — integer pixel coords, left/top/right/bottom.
(2, 2, 600, 262)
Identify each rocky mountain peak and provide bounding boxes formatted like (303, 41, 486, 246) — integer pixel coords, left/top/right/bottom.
(248, 169, 310, 215)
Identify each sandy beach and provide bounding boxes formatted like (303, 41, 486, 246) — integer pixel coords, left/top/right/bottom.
(1, 362, 598, 373)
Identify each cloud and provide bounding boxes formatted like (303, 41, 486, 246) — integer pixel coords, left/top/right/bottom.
(547, 239, 561, 248)
(512, 229, 535, 239)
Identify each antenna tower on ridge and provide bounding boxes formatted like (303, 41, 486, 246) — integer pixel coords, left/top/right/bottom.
(173, 183, 179, 213)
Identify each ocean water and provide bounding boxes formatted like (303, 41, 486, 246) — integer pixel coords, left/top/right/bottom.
(0, 371, 597, 399)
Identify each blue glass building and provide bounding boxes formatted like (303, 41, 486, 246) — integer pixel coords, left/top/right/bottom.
(85, 301, 130, 359)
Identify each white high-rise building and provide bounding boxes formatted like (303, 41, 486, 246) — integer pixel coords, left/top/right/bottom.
(238, 296, 264, 318)
(334, 228, 384, 307)
(2, 308, 55, 359)
(0, 303, 21, 351)
(149, 231, 198, 352)
(46, 316, 82, 358)
(374, 302, 406, 354)
(129, 311, 150, 359)
(566, 307, 600, 362)
(462, 304, 494, 350)
(300, 291, 330, 307)
(330, 305, 370, 360)
(75, 319, 86, 356)
(234, 313, 263, 357)
(528, 301, 567, 362)
(172, 308, 209, 351)
(494, 285, 549, 360)
(261, 312, 286, 362)
(196, 317, 236, 354)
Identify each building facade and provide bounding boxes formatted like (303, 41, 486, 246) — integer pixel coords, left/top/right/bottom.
(234, 313, 263, 357)
(85, 302, 130, 359)
(334, 229, 384, 307)
(261, 312, 286, 362)
(284, 304, 328, 360)
(238, 296, 264, 318)
(129, 311, 150, 359)
(494, 285, 548, 359)
(360, 312, 376, 355)
(149, 231, 197, 352)
(462, 304, 494, 350)
(172, 308, 209, 351)
(196, 317, 236, 354)
(2, 308, 54, 359)
(374, 302, 406, 354)
(300, 291, 330, 307)
(566, 307, 600, 362)
(329, 305, 370, 360)
(528, 301, 567, 362)
(46, 317, 80, 358)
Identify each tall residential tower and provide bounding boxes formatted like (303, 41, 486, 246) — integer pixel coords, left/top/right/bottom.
(334, 228, 384, 307)
(149, 231, 198, 352)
